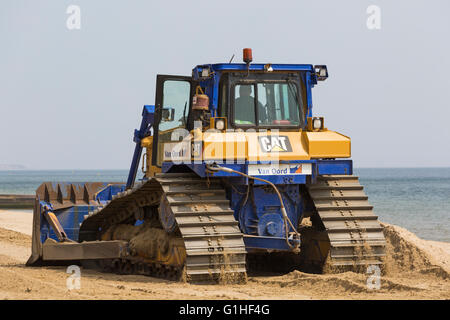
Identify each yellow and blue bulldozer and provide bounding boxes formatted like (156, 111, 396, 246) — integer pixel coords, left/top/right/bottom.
(27, 49, 386, 282)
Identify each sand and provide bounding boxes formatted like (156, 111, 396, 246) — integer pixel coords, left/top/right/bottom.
(0, 209, 448, 300)
(0, 209, 32, 236)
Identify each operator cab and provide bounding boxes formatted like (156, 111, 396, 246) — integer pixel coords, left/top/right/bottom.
(150, 49, 328, 167)
(218, 72, 307, 130)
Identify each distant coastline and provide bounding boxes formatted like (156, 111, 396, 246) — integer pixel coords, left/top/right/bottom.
(0, 165, 26, 170)
(0, 194, 34, 209)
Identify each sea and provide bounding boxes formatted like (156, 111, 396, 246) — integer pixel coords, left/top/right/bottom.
(0, 168, 449, 242)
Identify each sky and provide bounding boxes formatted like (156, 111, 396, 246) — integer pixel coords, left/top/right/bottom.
(0, 0, 449, 169)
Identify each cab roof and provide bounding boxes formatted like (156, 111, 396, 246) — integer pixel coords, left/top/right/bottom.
(193, 63, 315, 74)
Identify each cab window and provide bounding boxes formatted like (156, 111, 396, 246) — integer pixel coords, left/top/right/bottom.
(234, 84, 257, 125)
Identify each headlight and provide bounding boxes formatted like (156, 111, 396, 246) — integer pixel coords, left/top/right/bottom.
(312, 118, 322, 130)
(215, 119, 225, 130)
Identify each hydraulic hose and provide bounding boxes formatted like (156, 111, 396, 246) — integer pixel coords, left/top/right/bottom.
(206, 164, 300, 251)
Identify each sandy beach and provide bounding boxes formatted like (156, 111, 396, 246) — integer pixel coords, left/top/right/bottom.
(0, 209, 448, 300)
(0, 209, 32, 236)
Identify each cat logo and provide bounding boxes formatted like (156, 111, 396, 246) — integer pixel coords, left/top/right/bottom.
(258, 136, 293, 153)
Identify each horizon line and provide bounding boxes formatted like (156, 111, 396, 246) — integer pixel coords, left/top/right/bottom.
(2, 166, 450, 171)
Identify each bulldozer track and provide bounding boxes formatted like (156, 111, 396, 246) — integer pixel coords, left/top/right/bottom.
(79, 172, 247, 283)
(307, 175, 386, 269)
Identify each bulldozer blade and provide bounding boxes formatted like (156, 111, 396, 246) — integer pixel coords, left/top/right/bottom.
(42, 240, 129, 261)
